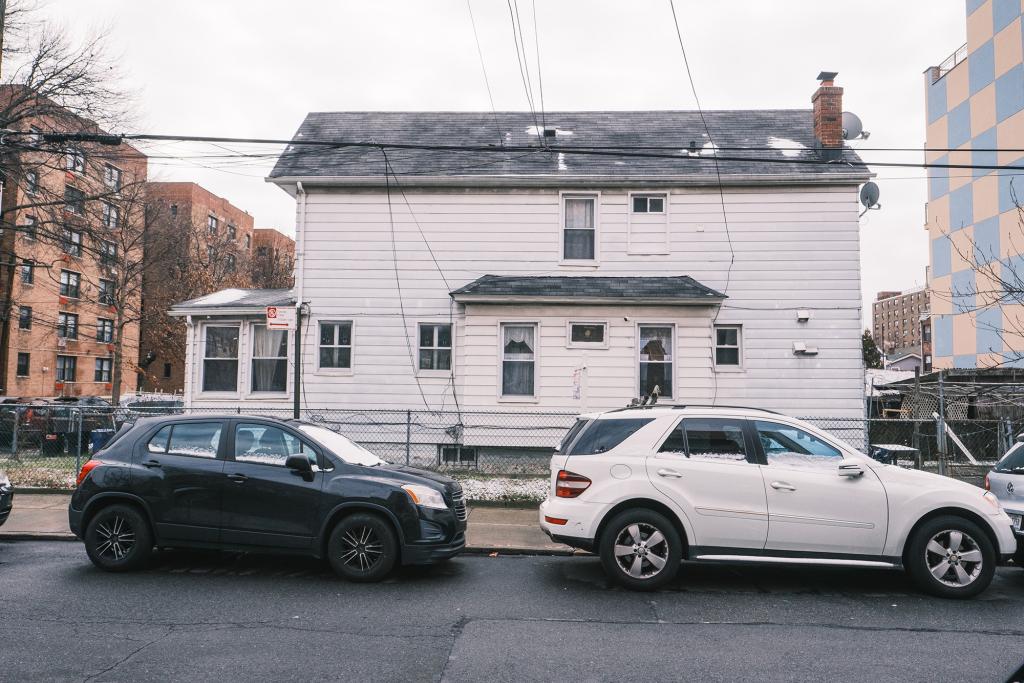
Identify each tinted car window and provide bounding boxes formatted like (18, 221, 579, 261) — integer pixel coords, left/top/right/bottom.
(996, 443, 1024, 473)
(557, 419, 591, 453)
(147, 425, 171, 453)
(566, 418, 654, 455)
(671, 418, 748, 461)
(755, 420, 841, 467)
(165, 422, 222, 459)
(234, 423, 312, 467)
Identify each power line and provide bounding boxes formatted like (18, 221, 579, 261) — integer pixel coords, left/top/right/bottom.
(506, 0, 541, 139)
(531, 0, 546, 132)
(465, 0, 503, 145)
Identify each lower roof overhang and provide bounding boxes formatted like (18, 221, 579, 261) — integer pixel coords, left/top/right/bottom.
(450, 294, 724, 305)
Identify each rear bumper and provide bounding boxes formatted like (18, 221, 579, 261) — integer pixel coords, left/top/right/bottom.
(401, 532, 466, 565)
(0, 487, 13, 527)
(68, 504, 83, 538)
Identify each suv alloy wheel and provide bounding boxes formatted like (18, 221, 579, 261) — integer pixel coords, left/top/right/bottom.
(84, 504, 154, 571)
(599, 509, 682, 591)
(327, 512, 399, 582)
(905, 515, 996, 599)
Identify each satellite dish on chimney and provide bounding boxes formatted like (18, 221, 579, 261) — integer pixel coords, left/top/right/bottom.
(842, 112, 870, 140)
(859, 181, 881, 216)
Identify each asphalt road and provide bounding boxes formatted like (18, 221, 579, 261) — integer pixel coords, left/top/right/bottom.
(2, 541, 1023, 682)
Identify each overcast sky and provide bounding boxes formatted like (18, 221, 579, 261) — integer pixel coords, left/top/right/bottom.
(39, 0, 965, 321)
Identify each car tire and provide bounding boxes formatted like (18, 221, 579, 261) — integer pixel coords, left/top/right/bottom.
(84, 504, 153, 572)
(599, 509, 683, 591)
(327, 513, 399, 582)
(905, 515, 996, 599)
(1013, 543, 1024, 569)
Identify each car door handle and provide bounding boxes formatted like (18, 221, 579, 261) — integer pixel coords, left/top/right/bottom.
(227, 473, 248, 483)
(770, 481, 797, 491)
(657, 468, 683, 478)
(142, 460, 161, 468)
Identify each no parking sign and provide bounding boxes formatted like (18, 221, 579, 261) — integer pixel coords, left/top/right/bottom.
(266, 306, 296, 330)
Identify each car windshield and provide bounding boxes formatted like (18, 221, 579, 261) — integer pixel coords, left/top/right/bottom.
(997, 443, 1024, 473)
(297, 424, 385, 466)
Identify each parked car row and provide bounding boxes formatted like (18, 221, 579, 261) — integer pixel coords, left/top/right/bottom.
(66, 406, 1020, 599)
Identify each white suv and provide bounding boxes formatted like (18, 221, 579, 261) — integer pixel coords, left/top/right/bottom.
(539, 406, 1018, 598)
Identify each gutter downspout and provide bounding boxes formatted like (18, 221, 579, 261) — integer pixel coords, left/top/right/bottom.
(293, 182, 307, 419)
(184, 315, 194, 409)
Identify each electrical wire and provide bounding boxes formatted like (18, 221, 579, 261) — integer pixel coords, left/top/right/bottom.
(465, 0, 504, 145)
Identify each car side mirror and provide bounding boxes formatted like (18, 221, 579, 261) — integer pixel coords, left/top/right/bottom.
(838, 463, 864, 478)
(285, 454, 312, 473)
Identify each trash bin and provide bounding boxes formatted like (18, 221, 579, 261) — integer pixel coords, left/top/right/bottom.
(90, 429, 116, 454)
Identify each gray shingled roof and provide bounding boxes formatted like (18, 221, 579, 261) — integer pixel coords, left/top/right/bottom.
(268, 110, 869, 185)
(170, 288, 295, 314)
(450, 275, 725, 304)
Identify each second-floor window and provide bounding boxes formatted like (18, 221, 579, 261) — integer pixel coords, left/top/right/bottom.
(20, 260, 34, 284)
(103, 164, 121, 191)
(98, 278, 115, 305)
(57, 312, 79, 340)
(227, 224, 236, 240)
(60, 270, 80, 298)
(102, 202, 119, 228)
(25, 171, 38, 195)
(244, 234, 251, 249)
(18, 306, 31, 330)
(562, 195, 596, 261)
(62, 228, 83, 257)
(418, 323, 452, 371)
(64, 186, 85, 215)
(226, 254, 236, 272)
(56, 355, 76, 382)
(23, 215, 36, 240)
(714, 325, 742, 368)
(94, 357, 113, 382)
(318, 321, 352, 369)
(207, 215, 218, 234)
(100, 240, 117, 265)
(97, 318, 114, 343)
(65, 148, 85, 173)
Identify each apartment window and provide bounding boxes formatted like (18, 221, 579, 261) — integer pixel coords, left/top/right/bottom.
(56, 355, 76, 382)
(16, 353, 29, 377)
(98, 278, 115, 305)
(501, 323, 536, 397)
(170, 203, 178, 218)
(226, 254, 236, 272)
(923, 325, 932, 342)
(418, 323, 452, 371)
(714, 325, 742, 367)
(632, 194, 666, 213)
(62, 228, 82, 257)
(65, 148, 85, 173)
(64, 186, 86, 215)
(94, 357, 113, 383)
(57, 312, 78, 340)
(103, 164, 122, 191)
(639, 325, 673, 399)
(96, 318, 114, 343)
(562, 195, 596, 261)
(18, 306, 31, 330)
(207, 215, 218, 234)
(568, 322, 606, 347)
(251, 324, 288, 393)
(227, 224, 236, 240)
(102, 202, 119, 229)
(163, 362, 172, 379)
(202, 325, 239, 392)
(256, 246, 268, 256)
(244, 234, 251, 249)
(25, 171, 38, 195)
(59, 270, 80, 298)
(20, 260, 34, 284)
(318, 321, 352, 369)
(100, 240, 117, 265)
(23, 215, 36, 240)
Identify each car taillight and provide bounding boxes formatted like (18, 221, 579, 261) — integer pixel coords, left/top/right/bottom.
(984, 473, 990, 491)
(556, 470, 591, 498)
(76, 460, 101, 487)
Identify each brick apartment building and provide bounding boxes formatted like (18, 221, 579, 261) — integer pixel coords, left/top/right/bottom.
(138, 182, 257, 393)
(871, 286, 930, 358)
(0, 88, 148, 399)
(252, 227, 295, 289)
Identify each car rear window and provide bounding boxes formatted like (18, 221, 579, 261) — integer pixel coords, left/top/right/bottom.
(556, 419, 591, 453)
(997, 443, 1024, 473)
(565, 418, 654, 456)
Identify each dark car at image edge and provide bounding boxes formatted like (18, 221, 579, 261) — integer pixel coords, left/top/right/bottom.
(68, 414, 467, 581)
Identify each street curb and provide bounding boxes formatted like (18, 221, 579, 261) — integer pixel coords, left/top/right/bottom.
(0, 533, 77, 542)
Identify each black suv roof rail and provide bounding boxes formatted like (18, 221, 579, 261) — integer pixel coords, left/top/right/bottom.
(611, 403, 782, 415)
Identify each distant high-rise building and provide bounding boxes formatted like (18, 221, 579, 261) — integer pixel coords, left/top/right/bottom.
(872, 287, 930, 359)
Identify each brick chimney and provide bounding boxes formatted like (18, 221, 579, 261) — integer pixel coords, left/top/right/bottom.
(812, 71, 843, 160)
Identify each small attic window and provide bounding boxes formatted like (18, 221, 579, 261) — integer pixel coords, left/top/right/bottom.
(632, 195, 665, 214)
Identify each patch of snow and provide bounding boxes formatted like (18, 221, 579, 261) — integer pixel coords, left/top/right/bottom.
(766, 452, 842, 468)
(767, 136, 807, 158)
(458, 476, 549, 502)
(699, 141, 719, 157)
(557, 153, 567, 171)
(690, 451, 746, 462)
(526, 126, 573, 137)
(192, 288, 249, 306)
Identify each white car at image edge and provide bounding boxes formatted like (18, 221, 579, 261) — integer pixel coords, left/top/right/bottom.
(539, 405, 1018, 598)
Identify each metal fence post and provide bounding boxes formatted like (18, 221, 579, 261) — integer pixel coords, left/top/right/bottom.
(75, 408, 83, 473)
(10, 415, 17, 458)
(936, 372, 947, 477)
(405, 410, 411, 466)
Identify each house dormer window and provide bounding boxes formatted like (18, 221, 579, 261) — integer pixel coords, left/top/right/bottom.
(562, 194, 597, 262)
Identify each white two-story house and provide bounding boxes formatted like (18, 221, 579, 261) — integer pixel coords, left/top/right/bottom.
(173, 74, 871, 439)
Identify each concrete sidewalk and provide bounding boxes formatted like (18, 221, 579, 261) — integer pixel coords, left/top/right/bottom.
(0, 493, 573, 554)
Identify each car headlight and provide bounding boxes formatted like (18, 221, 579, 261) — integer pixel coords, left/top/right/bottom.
(402, 484, 448, 510)
(0, 472, 9, 489)
(982, 491, 1003, 514)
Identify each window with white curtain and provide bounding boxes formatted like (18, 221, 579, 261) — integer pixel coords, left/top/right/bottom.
(501, 323, 537, 397)
(562, 195, 596, 261)
(639, 325, 673, 399)
(251, 324, 288, 392)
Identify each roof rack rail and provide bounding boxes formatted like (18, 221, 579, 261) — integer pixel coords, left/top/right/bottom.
(612, 403, 783, 415)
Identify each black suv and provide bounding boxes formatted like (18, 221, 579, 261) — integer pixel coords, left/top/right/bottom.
(68, 415, 467, 581)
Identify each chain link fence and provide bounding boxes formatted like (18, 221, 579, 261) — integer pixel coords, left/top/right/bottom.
(0, 405, 1012, 497)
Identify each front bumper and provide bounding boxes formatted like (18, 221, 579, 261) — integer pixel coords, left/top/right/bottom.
(401, 532, 466, 565)
(0, 486, 13, 527)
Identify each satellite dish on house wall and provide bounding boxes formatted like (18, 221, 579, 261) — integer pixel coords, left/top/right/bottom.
(842, 112, 869, 140)
(859, 182, 881, 216)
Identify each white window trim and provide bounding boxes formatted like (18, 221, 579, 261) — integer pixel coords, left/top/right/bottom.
(558, 191, 601, 267)
(197, 322, 242, 399)
(566, 320, 609, 350)
(246, 322, 292, 397)
(314, 319, 355, 377)
(416, 321, 454, 378)
(636, 322, 677, 402)
(497, 320, 540, 403)
(627, 191, 670, 256)
(713, 323, 744, 372)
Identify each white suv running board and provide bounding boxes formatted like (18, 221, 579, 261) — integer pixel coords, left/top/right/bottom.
(693, 554, 896, 568)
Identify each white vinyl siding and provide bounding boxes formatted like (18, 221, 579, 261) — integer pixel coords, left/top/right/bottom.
(628, 192, 669, 254)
